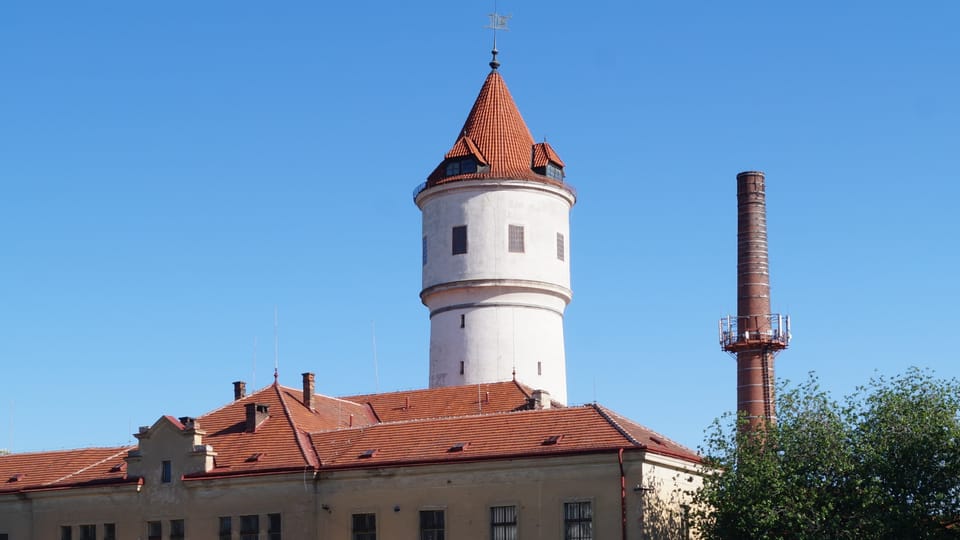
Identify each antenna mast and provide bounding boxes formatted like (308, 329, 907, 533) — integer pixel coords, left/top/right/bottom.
(273, 306, 279, 383)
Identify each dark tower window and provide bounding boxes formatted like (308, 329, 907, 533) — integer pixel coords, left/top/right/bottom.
(546, 163, 564, 181)
(508, 225, 525, 253)
(161, 460, 172, 483)
(460, 314, 465, 328)
(445, 158, 477, 177)
(452, 226, 467, 255)
(422, 236, 428, 266)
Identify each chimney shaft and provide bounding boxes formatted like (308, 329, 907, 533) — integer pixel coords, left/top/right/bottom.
(736, 171, 775, 423)
(245, 403, 269, 432)
(233, 381, 246, 400)
(532, 389, 551, 410)
(302, 372, 315, 410)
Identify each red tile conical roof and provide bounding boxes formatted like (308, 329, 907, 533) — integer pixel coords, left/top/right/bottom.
(426, 68, 567, 187)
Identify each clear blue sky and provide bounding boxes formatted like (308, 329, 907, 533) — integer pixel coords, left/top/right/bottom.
(2, 1, 958, 453)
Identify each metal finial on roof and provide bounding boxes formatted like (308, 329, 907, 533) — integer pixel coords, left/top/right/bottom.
(490, 48, 500, 70)
(486, 11, 511, 70)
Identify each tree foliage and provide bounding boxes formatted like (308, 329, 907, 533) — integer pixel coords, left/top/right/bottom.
(691, 368, 960, 539)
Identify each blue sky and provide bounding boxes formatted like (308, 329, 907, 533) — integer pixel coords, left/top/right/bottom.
(2, 1, 958, 453)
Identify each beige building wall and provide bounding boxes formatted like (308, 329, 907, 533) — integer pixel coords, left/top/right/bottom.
(7, 450, 701, 540)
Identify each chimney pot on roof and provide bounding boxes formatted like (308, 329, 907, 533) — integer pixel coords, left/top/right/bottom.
(302, 372, 315, 411)
(178, 416, 198, 430)
(532, 389, 552, 410)
(233, 381, 246, 400)
(245, 403, 269, 432)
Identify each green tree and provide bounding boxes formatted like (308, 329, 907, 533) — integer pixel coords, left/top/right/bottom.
(691, 368, 960, 539)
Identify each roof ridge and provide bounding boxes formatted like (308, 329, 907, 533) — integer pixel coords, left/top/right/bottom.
(274, 384, 321, 468)
(46, 447, 132, 486)
(307, 404, 591, 435)
(0, 446, 130, 458)
(597, 405, 699, 457)
(591, 403, 644, 447)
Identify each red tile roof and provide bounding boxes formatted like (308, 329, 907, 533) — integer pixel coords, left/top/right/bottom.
(426, 69, 569, 188)
(1, 383, 698, 488)
(342, 380, 536, 423)
(0, 447, 132, 494)
(310, 404, 699, 469)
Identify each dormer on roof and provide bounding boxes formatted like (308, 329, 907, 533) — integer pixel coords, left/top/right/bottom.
(425, 58, 568, 189)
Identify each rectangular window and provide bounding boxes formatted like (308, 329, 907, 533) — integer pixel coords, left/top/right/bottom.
(268, 513, 282, 540)
(508, 225, 524, 253)
(556, 233, 565, 261)
(452, 226, 467, 255)
(219, 517, 232, 540)
(79, 525, 95, 540)
(459, 361, 464, 375)
(0, 534, 8, 540)
(240, 515, 259, 540)
(563, 501, 593, 540)
(491, 505, 517, 540)
(147, 521, 161, 540)
(161, 460, 172, 483)
(60, 526, 72, 540)
(352, 513, 376, 540)
(420, 510, 445, 540)
(103, 524, 116, 540)
(169, 519, 184, 540)
(422, 236, 428, 266)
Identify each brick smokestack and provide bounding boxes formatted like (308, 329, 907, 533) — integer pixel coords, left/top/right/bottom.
(302, 372, 315, 411)
(720, 171, 790, 428)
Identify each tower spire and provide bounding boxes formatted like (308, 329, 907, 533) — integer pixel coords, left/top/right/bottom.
(486, 12, 510, 70)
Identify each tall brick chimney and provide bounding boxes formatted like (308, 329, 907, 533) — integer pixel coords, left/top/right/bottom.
(244, 403, 269, 432)
(720, 171, 790, 427)
(302, 372, 315, 411)
(233, 381, 246, 400)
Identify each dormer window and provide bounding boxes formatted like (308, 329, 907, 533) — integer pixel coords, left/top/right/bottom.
(546, 163, 564, 181)
(445, 157, 478, 177)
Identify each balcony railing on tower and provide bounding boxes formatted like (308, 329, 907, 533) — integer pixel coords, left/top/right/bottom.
(719, 314, 791, 353)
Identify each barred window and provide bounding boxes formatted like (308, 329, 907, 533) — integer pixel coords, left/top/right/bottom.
(452, 226, 467, 255)
(240, 515, 259, 540)
(147, 521, 161, 540)
(556, 233, 565, 261)
(103, 524, 116, 540)
(268, 513, 282, 540)
(563, 501, 593, 540)
(161, 460, 172, 483)
(79, 525, 95, 540)
(352, 513, 376, 540)
(420, 510, 445, 540)
(219, 517, 232, 540)
(491, 505, 517, 540)
(170, 519, 185, 540)
(508, 225, 524, 253)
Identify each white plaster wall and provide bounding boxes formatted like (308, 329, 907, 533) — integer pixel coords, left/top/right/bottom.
(418, 180, 573, 291)
(417, 180, 575, 403)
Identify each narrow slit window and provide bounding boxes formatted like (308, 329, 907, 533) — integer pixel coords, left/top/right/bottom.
(557, 233, 565, 261)
(422, 236, 428, 266)
(508, 225, 525, 253)
(161, 460, 172, 483)
(538, 361, 542, 375)
(452, 226, 467, 255)
(460, 314, 465, 328)
(459, 361, 464, 375)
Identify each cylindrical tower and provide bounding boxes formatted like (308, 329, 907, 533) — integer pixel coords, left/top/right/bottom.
(719, 171, 790, 425)
(414, 56, 576, 404)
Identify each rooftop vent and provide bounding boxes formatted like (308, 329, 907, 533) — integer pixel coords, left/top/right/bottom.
(109, 463, 125, 473)
(245, 452, 264, 463)
(542, 435, 564, 446)
(358, 449, 379, 459)
(8, 473, 24, 483)
(178, 416, 198, 430)
(448, 442, 469, 453)
(649, 435, 664, 446)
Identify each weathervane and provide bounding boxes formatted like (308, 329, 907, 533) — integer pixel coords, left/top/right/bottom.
(485, 10, 511, 69)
